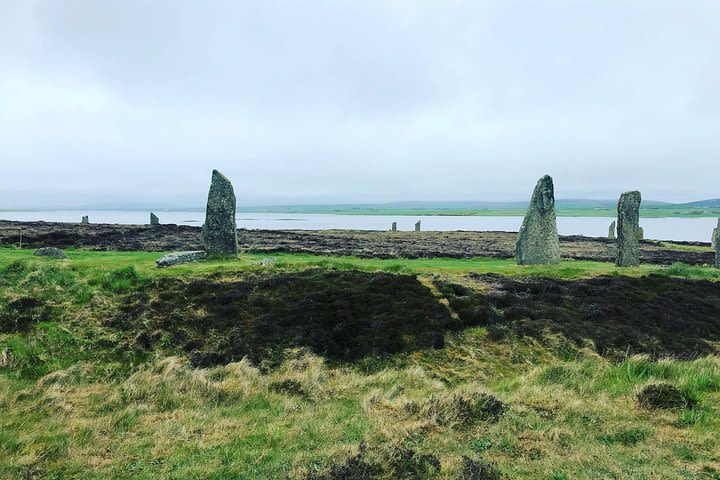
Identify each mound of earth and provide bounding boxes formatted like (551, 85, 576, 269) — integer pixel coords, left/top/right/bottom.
(109, 269, 471, 367)
(106, 269, 720, 366)
(436, 273, 720, 359)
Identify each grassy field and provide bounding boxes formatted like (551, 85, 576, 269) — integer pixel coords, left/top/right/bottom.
(1, 248, 719, 479)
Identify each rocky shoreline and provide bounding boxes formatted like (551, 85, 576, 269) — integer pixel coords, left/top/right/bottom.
(0, 220, 713, 265)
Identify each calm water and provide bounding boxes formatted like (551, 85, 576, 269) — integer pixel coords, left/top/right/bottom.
(1, 210, 716, 242)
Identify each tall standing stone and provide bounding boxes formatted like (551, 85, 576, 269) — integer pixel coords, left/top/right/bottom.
(150, 212, 159, 225)
(202, 170, 238, 258)
(712, 226, 718, 250)
(608, 221, 616, 239)
(616, 191, 641, 267)
(391, 222, 397, 231)
(516, 175, 561, 265)
(81, 216, 89, 224)
(713, 219, 720, 268)
(415, 220, 421, 232)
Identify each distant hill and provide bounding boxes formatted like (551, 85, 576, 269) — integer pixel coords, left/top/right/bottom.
(677, 199, 720, 208)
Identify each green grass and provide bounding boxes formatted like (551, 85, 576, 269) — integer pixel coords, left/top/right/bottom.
(1, 247, 719, 282)
(1, 248, 720, 478)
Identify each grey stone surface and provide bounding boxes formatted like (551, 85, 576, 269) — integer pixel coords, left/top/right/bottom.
(260, 258, 277, 266)
(201, 169, 238, 258)
(714, 220, 720, 268)
(391, 222, 397, 231)
(81, 215, 89, 224)
(516, 175, 561, 265)
(616, 191, 642, 266)
(34, 247, 67, 259)
(608, 221, 616, 239)
(150, 212, 159, 225)
(712, 226, 717, 250)
(638, 226, 644, 240)
(156, 250, 206, 268)
(415, 220, 421, 232)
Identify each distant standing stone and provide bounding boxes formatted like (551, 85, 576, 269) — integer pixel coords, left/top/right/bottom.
(81, 215, 89, 224)
(638, 226, 644, 240)
(156, 251, 206, 268)
(516, 175, 561, 265)
(34, 247, 67, 259)
(712, 226, 718, 250)
(415, 220, 421, 232)
(608, 221, 616, 239)
(202, 170, 238, 258)
(616, 191, 641, 267)
(150, 212, 159, 225)
(391, 222, 397, 231)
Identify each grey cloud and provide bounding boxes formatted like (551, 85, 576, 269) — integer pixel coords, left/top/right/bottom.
(1, 0, 719, 208)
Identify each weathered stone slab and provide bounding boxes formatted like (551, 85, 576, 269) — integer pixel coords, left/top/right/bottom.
(156, 250, 206, 268)
(81, 216, 89, 224)
(201, 170, 238, 258)
(260, 257, 277, 266)
(391, 222, 397, 231)
(516, 175, 560, 265)
(608, 221, 616, 239)
(150, 212, 159, 225)
(34, 247, 67, 259)
(638, 226, 644, 240)
(616, 191, 641, 266)
(712, 226, 717, 250)
(415, 220, 421, 232)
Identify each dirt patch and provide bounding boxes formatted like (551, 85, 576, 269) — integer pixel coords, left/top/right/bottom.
(299, 443, 503, 480)
(109, 269, 470, 367)
(436, 273, 720, 359)
(1, 220, 713, 265)
(637, 384, 697, 410)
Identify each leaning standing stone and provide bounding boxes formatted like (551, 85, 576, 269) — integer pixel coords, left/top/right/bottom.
(616, 191, 641, 267)
(150, 212, 159, 225)
(202, 169, 238, 258)
(81, 215, 89, 224)
(516, 175, 561, 265)
(608, 221, 616, 239)
(415, 220, 421, 232)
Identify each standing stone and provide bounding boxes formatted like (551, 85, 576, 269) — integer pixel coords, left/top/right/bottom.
(391, 222, 397, 231)
(516, 175, 561, 265)
(415, 220, 421, 232)
(81, 216, 89, 224)
(712, 226, 718, 250)
(616, 191, 641, 267)
(150, 212, 159, 225)
(713, 219, 720, 268)
(202, 169, 238, 258)
(638, 226, 644, 240)
(608, 221, 616, 239)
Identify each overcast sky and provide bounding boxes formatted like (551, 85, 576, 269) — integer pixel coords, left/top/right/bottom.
(1, 1, 719, 208)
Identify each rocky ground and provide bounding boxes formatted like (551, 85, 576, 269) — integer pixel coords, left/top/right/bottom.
(0, 220, 714, 265)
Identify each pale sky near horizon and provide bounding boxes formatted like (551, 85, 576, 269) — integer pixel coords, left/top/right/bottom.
(1, 1, 719, 208)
